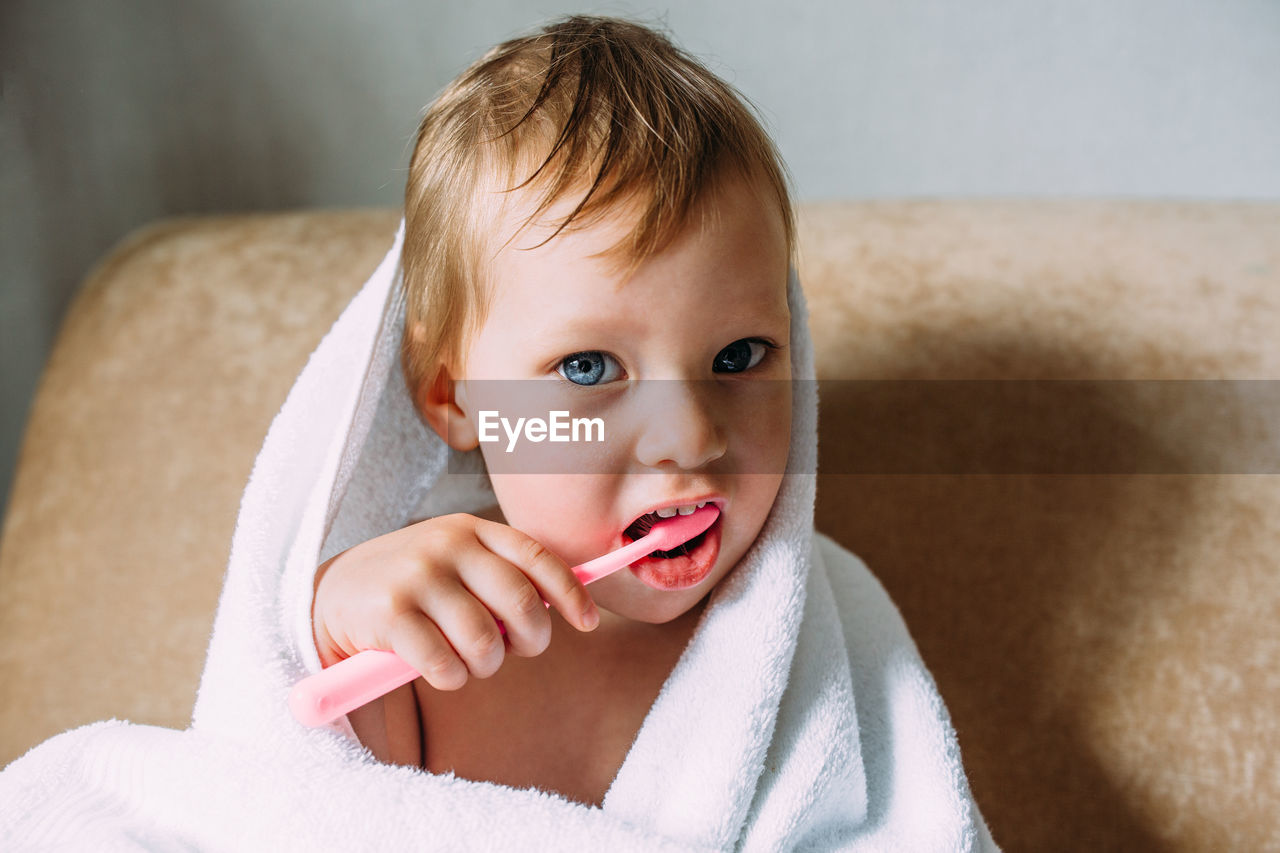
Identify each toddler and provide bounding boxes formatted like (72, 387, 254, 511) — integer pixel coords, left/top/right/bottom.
(311, 15, 795, 807)
(0, 15, 997, 850)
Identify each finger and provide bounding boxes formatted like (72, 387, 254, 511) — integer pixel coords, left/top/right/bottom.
(449, 549, 553, 659)
(473, 520, 599, 632)
(415, 580, 508, 680)
(385, 609, 469, 691)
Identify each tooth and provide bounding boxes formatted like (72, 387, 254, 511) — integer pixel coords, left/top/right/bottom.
(677, 505, 695, 515)
(696, 501, 706, 508)
(655, 507, 678, 518)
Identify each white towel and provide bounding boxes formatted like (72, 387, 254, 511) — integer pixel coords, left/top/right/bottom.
(0, 218, 999, 852)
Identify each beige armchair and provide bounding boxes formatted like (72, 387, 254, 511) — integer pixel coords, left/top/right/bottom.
(2, 202, 1277, 850)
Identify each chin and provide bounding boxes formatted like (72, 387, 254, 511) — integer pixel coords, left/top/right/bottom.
(611, 599, 700, 625)
(596, 584, 709, 625)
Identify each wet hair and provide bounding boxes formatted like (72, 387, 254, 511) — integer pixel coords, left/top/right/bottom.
(400, 14, 795, 396)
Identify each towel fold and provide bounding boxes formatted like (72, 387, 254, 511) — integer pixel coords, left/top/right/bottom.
(0, 219, 998, 851)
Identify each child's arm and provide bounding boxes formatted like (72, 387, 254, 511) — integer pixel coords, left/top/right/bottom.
(312, 513, 600, 691)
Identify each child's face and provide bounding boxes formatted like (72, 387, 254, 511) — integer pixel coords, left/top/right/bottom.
(453, 170, 792, 625)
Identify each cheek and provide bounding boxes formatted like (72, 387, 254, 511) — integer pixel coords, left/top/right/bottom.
(484, 474, 535, 527)
(486, 473, 617, 565)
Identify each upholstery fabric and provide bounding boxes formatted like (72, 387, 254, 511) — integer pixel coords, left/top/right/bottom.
(2, 201, 1277, 850)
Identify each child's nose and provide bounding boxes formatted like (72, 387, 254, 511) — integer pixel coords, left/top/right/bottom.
(633, 382, 727, 471)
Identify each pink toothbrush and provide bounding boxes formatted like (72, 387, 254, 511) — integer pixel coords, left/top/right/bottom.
(289, 504, 719, 727)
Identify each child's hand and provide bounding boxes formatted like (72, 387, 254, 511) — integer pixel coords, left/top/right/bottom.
(311, 513, 600, 689)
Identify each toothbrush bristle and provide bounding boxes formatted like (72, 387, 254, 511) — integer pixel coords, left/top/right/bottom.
(625, 506, 719, 558)
(625, 514, 657, 540)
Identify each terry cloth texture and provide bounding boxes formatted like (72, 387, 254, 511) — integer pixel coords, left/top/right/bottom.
(0, 218, 996, 851)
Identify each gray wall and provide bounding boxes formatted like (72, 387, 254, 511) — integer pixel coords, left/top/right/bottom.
(2, 0, 1278, 524)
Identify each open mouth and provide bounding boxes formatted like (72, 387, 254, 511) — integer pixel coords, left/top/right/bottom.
(620, 501, 724, 591)
(622, 507, 714, 558)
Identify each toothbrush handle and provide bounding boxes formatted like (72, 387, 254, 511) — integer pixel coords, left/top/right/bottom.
(290, 537, 657, 727)
(289, 649, 419, 728)
(289, 611, 537, 728)
(289, 601, 556, 727)
(572, 537, 653, 583)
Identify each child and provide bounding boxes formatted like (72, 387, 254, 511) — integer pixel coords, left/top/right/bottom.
(0, 15, 998, 850)
(311, 16, 797, 803)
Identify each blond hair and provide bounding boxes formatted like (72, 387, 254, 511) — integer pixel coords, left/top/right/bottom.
(400, 14, 795, 397)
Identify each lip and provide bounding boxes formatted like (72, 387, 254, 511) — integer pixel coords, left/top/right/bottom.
(624, 510, 723, 592)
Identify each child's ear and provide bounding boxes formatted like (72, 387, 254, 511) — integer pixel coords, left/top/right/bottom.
(415, 362, 479, 451)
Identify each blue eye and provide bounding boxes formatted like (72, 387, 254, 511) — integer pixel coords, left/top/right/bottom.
(713, 339, 770, 373)
(557, 351, 623, 386)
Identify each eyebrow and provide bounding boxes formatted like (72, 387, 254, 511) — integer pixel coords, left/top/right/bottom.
(542, 292, 788, 333)
(514, 274, 791, 345)
(523, 312, 640, 341)
(528, 309, 790, 352)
